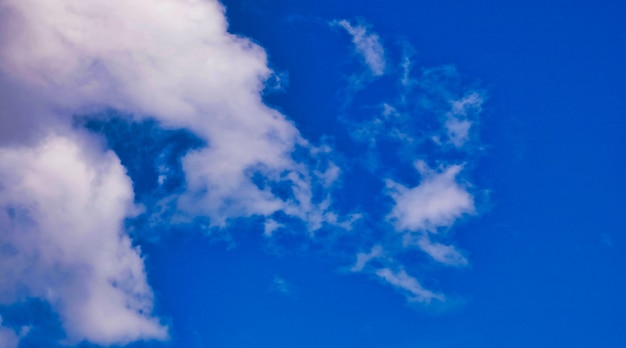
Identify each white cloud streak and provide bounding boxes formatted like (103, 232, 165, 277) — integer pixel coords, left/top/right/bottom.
(338, 38, 483, 300)
(375, 268, 444, 303)
(335, 20, 386, 76)
(415, 236, 468, 267)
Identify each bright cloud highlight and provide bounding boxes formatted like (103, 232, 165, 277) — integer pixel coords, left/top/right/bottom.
(387, 162, 474, 233)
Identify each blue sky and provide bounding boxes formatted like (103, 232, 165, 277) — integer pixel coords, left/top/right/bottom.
(0, 0, 624, 347)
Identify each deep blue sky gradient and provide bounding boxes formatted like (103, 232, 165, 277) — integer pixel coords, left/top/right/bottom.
(8, 0, 625, 347)
(160, 1, 625, 347)
(216, 1, 626, 346)
(141, 1, 626, 346)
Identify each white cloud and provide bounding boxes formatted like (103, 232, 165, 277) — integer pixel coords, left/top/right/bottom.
(379, 160, 473, 279)
(451, 92, 483, 117)
(387, 161, 474, 232)
(445, 118, 472, 147)
(351, 245, 384, 272)
(0, 1, 349, 343)
(0, 0, 486, 333)
(317, 162, 341, 188)
(264, 219, 283, 237)
(445, 92, 483, 147)
(415, 236, 468, 267)
(375, 268, 444, 304)
(335, 20, 386, 76)
(0, 135, 167, 345)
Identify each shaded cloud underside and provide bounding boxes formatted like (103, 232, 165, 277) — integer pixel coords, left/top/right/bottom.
(0, 316, 26, 348)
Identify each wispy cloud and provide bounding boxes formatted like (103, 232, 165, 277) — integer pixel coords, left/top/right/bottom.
(351, 245, 385, 272)
(0, 0, 346, 228)
(334, 20, 387, 76)
(415, 236, 469, 267)
(269, 276, 293, 296)
(375, 268, 445, 304)
(333, 29, 485, 302)
(0, 1, 487, 343)
(445, 92, 484, 147)
(264, 219, 284, 237)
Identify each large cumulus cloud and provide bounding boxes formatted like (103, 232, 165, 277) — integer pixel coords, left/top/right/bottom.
(0, 0, 332, 344)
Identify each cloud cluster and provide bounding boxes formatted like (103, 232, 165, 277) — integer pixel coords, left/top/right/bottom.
(0, 0, 338, 225)
(0, 0, 341, 345)
(0, 1, 485, 345)
(335, 22, 483, 303)
(351, 161, 474, 299)
(375, 268, 444, 303)
(387, 162, 473, 267)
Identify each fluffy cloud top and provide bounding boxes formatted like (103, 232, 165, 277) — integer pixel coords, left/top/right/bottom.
(0, 0, 333, 225)
(337, 33, 483, 300)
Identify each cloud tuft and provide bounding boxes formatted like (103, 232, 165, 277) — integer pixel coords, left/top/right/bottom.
(334, 20, 386, 76)
(375, 268, 444, 303)
(387, 162, 474, 233)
